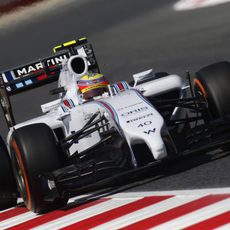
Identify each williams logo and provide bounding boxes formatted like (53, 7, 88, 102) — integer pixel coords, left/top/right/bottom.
(143, 128, 156, 134)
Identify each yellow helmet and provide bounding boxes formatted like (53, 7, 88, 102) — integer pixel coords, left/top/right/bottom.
(77, 73, 109, 99)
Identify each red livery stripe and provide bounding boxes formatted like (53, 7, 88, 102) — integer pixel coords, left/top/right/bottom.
(98, 101, 118, 122)
(117, 82, 124, 91)
(37, 74, 47, 81)
(64, 100, 71, 108)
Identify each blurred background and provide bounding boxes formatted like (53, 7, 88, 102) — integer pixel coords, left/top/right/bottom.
(0, 0, 230, 190)
(0, 0, 229, 126)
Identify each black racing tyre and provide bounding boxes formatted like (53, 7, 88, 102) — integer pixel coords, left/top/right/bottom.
(10, 123, 68, 213)
(194, 61, 230, 119)
(0, 136, 17, 210)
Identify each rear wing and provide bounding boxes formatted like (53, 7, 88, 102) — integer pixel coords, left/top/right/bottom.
(0, 37, 100, 128)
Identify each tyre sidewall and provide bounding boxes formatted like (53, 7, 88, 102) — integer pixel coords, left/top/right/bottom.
(10, 123, 66, 213)
(195, 62, 230, 118)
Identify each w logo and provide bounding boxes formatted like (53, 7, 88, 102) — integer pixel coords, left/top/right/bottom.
(144, 128, 156, 135)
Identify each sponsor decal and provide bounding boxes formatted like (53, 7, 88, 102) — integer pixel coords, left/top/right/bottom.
(121, 106, 148, 117)
(15, 54, 68, 77)
(137, 121, 152, 128)
(117, 102, 143, 111)
(143, 128, 156, 135)
(126, 113, 153, 123)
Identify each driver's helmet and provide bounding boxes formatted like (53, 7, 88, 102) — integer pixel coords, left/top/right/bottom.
(77, 73, 109, 99)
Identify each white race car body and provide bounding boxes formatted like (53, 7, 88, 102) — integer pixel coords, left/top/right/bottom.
(2, 38, 230, 213)
(7, 55, 185, 162)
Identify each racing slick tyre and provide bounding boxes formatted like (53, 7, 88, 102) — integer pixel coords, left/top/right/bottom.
(194, 61, 230, 119)
(0, 135, 17, 210)
(10, 123, 68, 213)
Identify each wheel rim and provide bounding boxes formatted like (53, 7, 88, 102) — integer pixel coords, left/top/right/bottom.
(194, 80, 212, 121)
(12, 151, 28, 205)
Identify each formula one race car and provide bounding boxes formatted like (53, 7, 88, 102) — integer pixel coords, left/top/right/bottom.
(1, 37, 230, 213)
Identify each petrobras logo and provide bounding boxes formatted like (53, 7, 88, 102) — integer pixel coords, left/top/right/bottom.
(121, 106, 148, 117)
(15, 54, 68, 77)
(126, 113, 153, 123)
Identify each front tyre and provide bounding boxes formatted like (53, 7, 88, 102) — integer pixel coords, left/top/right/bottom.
(10, 123, 67, 213)
(194, 61, 230, 119)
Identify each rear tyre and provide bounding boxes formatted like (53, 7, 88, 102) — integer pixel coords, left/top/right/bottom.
(194, 61, 230, 119)
(0, 136, 17, 210)
(10, 123, 68, 213)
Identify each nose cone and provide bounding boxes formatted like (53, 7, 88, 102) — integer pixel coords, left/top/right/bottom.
(100, 89, 168, 160)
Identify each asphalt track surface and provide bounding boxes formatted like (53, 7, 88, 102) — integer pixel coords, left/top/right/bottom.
(0, 0, 230, 194)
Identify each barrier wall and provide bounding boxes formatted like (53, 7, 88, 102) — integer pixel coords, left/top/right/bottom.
(0, 0, 44, 15)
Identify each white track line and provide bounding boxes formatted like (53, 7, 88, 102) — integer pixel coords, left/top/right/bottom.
(216, 223, 230, 230)
(92, 195, 201, 230)
(174, 0, 230, 10)
(33, 198, 139, 230)
(109, 187, 230, 197)
(0, 211, 38, 230)
(151, 198, 230, 230)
